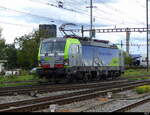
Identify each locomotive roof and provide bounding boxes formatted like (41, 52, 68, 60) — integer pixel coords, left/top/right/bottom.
(41, 37, 66, 42)
(41, 37, 118, 49)
(80, 40, 118, 49)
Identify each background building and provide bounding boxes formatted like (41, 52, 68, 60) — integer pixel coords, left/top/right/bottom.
(39, 24, 57, 40)
(0, 60, 7, 73)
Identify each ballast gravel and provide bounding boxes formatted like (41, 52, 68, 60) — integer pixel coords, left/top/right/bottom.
(0, 89, 90, 104)
(127, 101, 150, 112)
(37, 89, 90, 97)
(0, 88, 150, 112)
(38, 90, 150, 112)
(0, 95, 35, 104)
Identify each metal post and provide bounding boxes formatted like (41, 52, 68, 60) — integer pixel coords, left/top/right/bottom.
(146, 0, 149, 71)
(121, 40, 123, 49)
(81, 25, 84, 38)
(126, 30, 130, 55)
(90, 0, 93, 40)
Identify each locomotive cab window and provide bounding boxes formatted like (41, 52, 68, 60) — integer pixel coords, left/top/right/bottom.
(54, 41, 66, 53)
(40, 41, 66, 54)
(41, 42, 53, 54)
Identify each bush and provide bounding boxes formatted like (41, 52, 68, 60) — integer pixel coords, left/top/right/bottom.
(20, 70, 29, 76)
(122, 69, 150, 77)
(128, 78, 141, 81)
(135, 85, 150, 94)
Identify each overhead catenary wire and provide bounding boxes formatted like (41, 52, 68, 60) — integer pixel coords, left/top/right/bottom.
(135, 0, 146, 9)
(0, 4, 71, 23)
(28, 0, 108, 27)
(63, 0, 88, 12)
(0, 21, 36, 28)
(94, 0, 145, 25)
(29, 0, 87, 15)
(28, 0, 120, 25)
(0, 0, 149, 26)
(66, 0, 146, 26)
(65, 0, 123, 24)
(0, 2, 114, 29)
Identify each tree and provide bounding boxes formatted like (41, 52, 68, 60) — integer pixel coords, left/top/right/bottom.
(0, 27, 2, 39)
(0, 27, 7, 60)
(5, 44, 18, 69)
(0, 27, 18, 69)
(123, 52, 133, 66)
(14, 30, 41, 69)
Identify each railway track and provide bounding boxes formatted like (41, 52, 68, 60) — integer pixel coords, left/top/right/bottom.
(0, 75, 149, 96)
(0, 80, 40, 84)
(0, 80, 150, 112)
(0, 79, 128, 96)
(112, 96, 150, 112)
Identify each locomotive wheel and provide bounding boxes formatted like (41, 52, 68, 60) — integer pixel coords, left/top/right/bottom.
(95, 72, 101, 81)
(83, 73, 90, 83)
(70, 74, 77, 83)
(51, 74, 59, 84)
(63, 73, 76, 83)
(96, 75, 101, 81)
(110, 72, 115, 80)
(83, 75, 88, 83)
(101, 74, 107, 80)
(76, 72, 83, 80)
(62, 74, 71, 83)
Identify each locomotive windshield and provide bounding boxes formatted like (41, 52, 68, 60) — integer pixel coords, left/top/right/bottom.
(40, 41, 66, 54)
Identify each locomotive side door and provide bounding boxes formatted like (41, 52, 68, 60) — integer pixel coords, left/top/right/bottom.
(76, 44, 82, 66)
(69, 44, 82, 67)
(69, 44, 76, 66)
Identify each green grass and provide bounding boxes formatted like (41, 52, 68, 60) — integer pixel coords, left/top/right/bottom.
(127, 78, 142, 81)
(127, 77, 150, 81)
(0, 75, 40, 83)
(0, 82, 38, 88)
(135, 85, 150, 94)
(122, 69, 150, 77)
(1, 68, 149, 87)
(0, 74, 47, 87)
(121, 69, 150, 81)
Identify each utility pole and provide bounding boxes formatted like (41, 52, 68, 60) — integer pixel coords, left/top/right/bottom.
(126, 28, 130, 55)
(86, 0, 97, 40)
(81, 25, 84, 38)
(87, 0, 95, 40)
(146, 0, 149, 71)
(121, 40, 123, 49)
(90, 0, 93, 40)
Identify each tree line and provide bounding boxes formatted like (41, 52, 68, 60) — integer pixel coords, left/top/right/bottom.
(0, 27, 41, 70)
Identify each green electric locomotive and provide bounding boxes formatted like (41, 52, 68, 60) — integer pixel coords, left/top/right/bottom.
(36, 36, 124, 82)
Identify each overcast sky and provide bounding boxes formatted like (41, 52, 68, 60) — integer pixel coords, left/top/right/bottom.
(0, 0, 149, 54)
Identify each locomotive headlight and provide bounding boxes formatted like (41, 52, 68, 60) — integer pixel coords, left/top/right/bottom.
(64, 59, 69, 66)
(38, 63, 42, 67)
(39, 63, 41, 67)
(38, 61, 42, 67)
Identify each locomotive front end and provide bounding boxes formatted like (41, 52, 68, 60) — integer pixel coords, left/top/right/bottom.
(37, 38, 66, 78)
